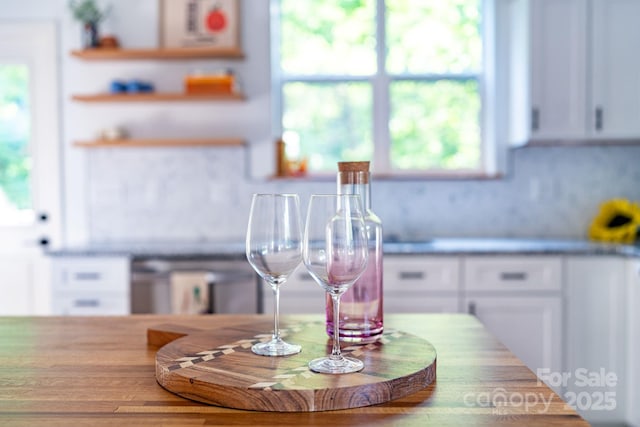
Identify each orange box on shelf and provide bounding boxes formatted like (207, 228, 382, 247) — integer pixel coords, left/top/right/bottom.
(184, 74, 234, 94)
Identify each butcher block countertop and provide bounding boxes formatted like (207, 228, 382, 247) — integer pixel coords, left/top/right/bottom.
(0, 314, 587, 426)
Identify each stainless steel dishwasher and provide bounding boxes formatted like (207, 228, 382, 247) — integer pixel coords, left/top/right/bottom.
(130, 257, 260, 314)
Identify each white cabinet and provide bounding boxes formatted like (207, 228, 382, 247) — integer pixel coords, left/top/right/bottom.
(565, 256, 627, 424)
(384, 255, 460, 313)
(463, 256, 563, 392)
(263, 256, 462, 315)
(466, 295, 562, 374)
(627, 259, 640, 427)
(51, 256, 130, 315)
(512, 0, 640, 142)
(591, 0, 640, 138)
(529, 0, 588, 140)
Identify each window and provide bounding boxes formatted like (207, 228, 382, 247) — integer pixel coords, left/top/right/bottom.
(272, 0, 490, 176)
(0, 64, 32, 225)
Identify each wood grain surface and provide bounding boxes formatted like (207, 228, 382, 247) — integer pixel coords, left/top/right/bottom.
(152, 320, 437, 411)
(0, 314, 588, 426)
(70, 47, 245, 60)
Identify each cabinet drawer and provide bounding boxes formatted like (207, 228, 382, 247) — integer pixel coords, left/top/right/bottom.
(384, 256, 460, 292)
(53, 292, 129, 316)
(52, 257, 129, 293)
(464, 256, 562, 292)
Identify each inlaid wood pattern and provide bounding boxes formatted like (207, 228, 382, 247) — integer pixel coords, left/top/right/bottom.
(0, 314, 588, 426)
(152, 320, 437, 412)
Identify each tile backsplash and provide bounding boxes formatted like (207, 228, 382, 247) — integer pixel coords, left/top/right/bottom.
(87, 144, 640, 243)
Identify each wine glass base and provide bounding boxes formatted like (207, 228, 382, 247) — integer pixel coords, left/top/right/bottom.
(308, 356, 364, 374)
(251, 340, 301, 357)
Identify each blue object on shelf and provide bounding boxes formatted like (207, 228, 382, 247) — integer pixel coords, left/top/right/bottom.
(126, 80, 154, 93)
(110, 80, 127, 93)
(138, 81, 155, 93)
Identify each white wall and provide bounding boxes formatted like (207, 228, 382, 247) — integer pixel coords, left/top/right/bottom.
(1, 1, 639, 244)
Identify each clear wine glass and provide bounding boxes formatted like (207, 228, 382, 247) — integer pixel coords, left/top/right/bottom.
(246, 194, 303, 356)
(303, 194, 369, 374)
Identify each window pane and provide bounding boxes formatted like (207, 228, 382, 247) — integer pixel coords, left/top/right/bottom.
(0, 64, 32, 223)
(387, 0, 482, 74)
(390, 80, 481, 170)
(280, 0, 376, 75)
(283, 82, 372, 172)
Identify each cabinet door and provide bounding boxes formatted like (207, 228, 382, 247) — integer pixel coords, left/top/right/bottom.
(53, 292, 129, 316)
(628, 259, 640, 426)
(464, 256, 562, 292)
(566, 256, 626, 424)
(530, 0, 587, 139)
(384, 255, 460, 313)
(384, 255, 459, 292)
(464, 296, 562, 384)
(591, 0, 640, 138)
(52, 256, 130, 293)
(51, 256, 130, 315)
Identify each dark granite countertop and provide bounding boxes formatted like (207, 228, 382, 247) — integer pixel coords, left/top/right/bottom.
(46, 238, 640, 259)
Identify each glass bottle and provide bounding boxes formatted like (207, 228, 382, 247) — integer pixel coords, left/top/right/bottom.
(326, 161, 383, 343)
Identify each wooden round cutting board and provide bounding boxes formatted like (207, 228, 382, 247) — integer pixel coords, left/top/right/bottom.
(151, 320, 436, 412)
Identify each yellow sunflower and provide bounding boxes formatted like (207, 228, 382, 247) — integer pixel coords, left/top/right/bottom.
(589, 199, 640, 244)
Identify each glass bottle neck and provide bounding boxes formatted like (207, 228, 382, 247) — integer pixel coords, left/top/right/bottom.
(337, 172, 372, 210)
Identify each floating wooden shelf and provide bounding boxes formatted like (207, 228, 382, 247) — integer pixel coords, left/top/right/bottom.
(74, 138, 245, 148)
(70, 47, 244, 60)
(72, 92, 245, 102)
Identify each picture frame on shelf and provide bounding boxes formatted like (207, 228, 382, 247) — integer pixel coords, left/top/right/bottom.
(159, 0, 240, 50)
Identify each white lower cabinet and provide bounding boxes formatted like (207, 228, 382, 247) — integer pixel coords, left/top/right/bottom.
(465, 296, 562, 374)
(51, 256, 130, 315)
(263, 256, 462, 315)
(384, 255, 461, 313)
(463, 256, 563, 394)
(566, 256, 627, 425)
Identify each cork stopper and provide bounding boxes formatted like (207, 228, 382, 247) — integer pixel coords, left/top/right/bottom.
(337, 161, 370, 184)
(338, 161, 370, 172)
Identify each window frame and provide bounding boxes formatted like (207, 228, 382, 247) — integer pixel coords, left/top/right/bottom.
(270, 0, 499, 178)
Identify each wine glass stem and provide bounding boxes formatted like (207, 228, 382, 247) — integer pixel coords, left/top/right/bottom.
(330, 293, 342, 360)
(272, 284, 281, 342)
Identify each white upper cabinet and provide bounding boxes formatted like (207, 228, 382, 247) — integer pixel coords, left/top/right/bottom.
(529, 0, 588, 140)
(591, 0, 640, 138)
(510, 0, 640, 142)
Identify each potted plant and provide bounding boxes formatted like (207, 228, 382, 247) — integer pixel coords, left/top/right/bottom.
(68, 0, 111, 49)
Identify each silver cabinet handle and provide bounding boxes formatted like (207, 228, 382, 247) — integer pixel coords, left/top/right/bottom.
(399, 271, 425, 280)
(531, 108, 540, 132)
(73, 299, 100, 308)
(595, 107, 603, 131)
(500, 272, 527, 281)
(74, 272, 102, 281)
